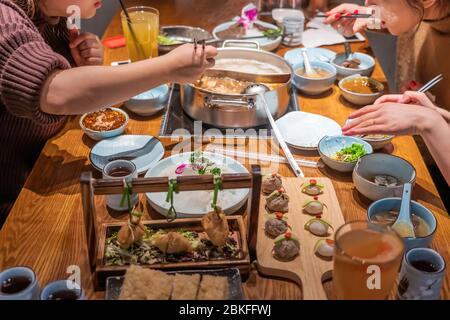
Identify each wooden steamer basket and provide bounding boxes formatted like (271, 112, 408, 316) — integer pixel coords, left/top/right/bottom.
(80, 165, 263, 290)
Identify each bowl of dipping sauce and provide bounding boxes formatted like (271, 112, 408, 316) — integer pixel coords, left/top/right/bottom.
(318, 135, 373, 173)
(357, 134, 395, 151)
(332, 52, 375, 80)
(80, 107, 129, 141)
(353, 153, 417, 201)
(368, 198, 437, 250)
(124, 84, 170, 116)
(339, 75, 384, 106)
(293, 61, 337, 96)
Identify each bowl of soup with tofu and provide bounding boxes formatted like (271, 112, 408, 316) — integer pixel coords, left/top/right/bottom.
(293, 61, 337, 96)
(367, 197, 437, 250)
(339, 75, 384, 106)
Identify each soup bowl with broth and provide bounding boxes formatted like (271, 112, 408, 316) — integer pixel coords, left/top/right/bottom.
(293, 61, 337, 96)
(367, 198, 437, 250)
(339, 75, 384, 106)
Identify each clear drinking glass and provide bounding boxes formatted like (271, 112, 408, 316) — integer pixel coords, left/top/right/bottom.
(282, 14, 305, 46)
(102, 160, 138, 212)
(333, 221, 404, 300)
(121, 6, 159, 61)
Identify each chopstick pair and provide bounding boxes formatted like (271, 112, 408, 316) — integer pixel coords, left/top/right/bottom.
(316, 13, 372, 19)
(418, 74, 443, 93)
(193, 38, 206, 52)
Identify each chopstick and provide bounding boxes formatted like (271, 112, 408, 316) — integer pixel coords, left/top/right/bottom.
(316, 13, 372, 19)
(418, 74, 444, 93)
(207, 148, 321, 168)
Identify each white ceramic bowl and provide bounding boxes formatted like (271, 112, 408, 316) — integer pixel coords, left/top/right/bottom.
(331, 52, 375, 80)
(353, 153, 417, 201)
(293, 61, 337, 96)
(124, 84, 169, 116)
(339, 75, 384, 106)
(80, 107, 129, 141)
(318, 136, 373, 173)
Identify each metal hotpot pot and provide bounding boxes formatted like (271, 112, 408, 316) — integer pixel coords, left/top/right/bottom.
(180, 41, 293, 128)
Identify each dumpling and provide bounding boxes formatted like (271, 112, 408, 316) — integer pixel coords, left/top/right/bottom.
(117, 213, 146, 249)
(262, 173, 283, 195)
(266, 188, 289, 213)
(152, 232, 193, 254)
(201, 207, 229, 247)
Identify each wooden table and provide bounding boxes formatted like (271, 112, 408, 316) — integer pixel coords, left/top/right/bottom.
(0, 0, 448, 300)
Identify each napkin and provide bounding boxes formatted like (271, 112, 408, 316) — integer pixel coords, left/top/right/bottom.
(302, 16, 364, 48)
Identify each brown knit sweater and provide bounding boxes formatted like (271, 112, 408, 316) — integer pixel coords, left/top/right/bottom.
(0, 0, 72, 225)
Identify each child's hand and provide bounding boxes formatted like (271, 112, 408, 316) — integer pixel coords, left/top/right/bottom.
(164, 44, 217, 84)
(69, 32, 104, 66)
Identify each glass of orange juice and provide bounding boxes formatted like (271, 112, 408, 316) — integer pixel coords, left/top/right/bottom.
(121, 6, 159, 62)
(333, 221, 404, 300)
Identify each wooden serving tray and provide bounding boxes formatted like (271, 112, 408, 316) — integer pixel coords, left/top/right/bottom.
(95, 216, 250, 290)
(256, 177, 345, 300)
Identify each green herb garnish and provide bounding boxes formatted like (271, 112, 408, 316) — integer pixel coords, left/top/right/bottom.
(263, 28, 282, 39)
(333, 143, 367, 163)
(158, 35, 180, 45)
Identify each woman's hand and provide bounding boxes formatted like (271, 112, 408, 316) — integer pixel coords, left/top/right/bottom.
(374, 91, 435, 108)
(163, 43, 217, 84)
(375, 91, 450, 123)
(341, 103, 440, 136)
(323, 3, 369, 37)
(69, 32, 104, 66)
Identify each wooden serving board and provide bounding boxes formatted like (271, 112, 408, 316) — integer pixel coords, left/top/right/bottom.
(256, 177, 346, 300)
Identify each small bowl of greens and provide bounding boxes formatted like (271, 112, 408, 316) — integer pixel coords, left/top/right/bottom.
(318, 136, 373, 173)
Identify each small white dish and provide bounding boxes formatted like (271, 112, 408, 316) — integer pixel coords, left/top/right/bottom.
(124, 84, 169, 116)
(272, 8, 304, 26)
(284, 47, 336, 66)
(90, 135, 165, 175)
(275, 111, 342, 150)
(213, 20, 282, 51)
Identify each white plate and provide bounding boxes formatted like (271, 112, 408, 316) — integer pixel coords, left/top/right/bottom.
(275, 111, 342, 150)
(145, 152, 249, 218)
(90, 135, 165, 175)
(284, 47, 336, 66)
(213, 20, 282, 51)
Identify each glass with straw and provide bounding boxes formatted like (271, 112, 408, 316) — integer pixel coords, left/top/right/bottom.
(121, 6, 159, 61)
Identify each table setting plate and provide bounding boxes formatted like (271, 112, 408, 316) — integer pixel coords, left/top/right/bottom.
(275, 111, 342, 150)
(145, 152, 249, 218)
(90, 135, 165, 175)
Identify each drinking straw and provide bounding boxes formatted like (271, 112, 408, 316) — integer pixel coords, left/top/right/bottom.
(118, 0, 146, 58)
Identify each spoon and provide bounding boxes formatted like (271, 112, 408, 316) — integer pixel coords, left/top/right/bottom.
(391, 183, 415, 238)
(301, 48, 316, 76)
(245, 84, 304, 178)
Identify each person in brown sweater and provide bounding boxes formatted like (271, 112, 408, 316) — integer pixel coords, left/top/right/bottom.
(324, 0, 450, 108)
(0, 0, 217, 226)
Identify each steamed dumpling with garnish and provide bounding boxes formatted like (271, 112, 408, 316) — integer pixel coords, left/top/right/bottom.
(266, 188, 289, 213)
(262, 173, 283, 195)
(152, 232, 193, 254)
